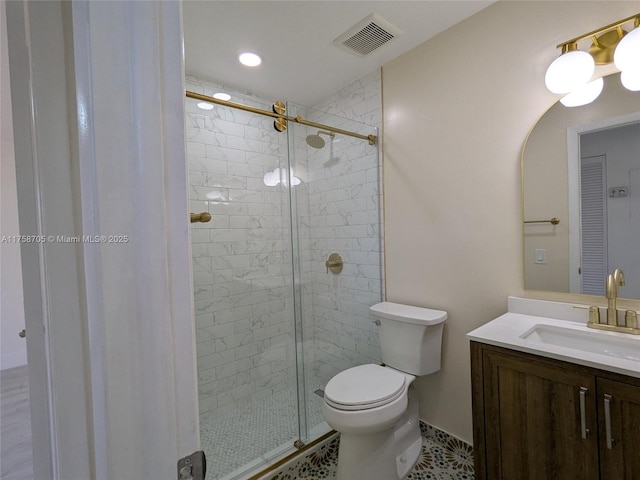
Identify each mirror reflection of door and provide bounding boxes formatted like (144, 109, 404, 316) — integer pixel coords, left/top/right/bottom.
(580, 154, 607, 296)
(631, 168, 640, 296)
(578, 122, 640, 298)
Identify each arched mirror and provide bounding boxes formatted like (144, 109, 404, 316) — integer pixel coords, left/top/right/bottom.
(523, 72, 640, 300)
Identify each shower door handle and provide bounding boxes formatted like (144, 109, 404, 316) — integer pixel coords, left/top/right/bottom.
(190, 212, 212, 223)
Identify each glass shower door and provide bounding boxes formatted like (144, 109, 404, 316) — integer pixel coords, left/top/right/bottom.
(185, 87, 300, 479)
(286, 102, 383, 446)
(185, 79, 383, 478)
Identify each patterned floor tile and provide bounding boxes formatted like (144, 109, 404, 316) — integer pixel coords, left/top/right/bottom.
(262, 422, 474, 480)
(201, 376, 473, 480)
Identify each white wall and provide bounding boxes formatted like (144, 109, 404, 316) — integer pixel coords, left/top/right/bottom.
(383, 1, 640, 444)
(0, 1, 27, 370)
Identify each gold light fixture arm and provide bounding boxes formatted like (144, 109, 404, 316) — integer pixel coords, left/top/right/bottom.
(556, 13, 640, 50)
(561, 42, 579, 54)
(186, 91, 377, 145)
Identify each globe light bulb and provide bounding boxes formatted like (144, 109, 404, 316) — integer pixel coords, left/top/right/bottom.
(560, 77, 604, 107)
(614, 27, 640, 73)
(545, 50, 595, 94)
(620, 70, 640, 91)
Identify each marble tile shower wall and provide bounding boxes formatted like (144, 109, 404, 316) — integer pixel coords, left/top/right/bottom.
(306, 69, 384, 383)
(185, 69, 383, 421)
(186, 75, 296, 421)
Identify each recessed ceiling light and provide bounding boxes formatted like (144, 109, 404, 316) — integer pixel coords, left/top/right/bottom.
(197, 102, 214, 110)
(213, 92, 231, 101)
(238, 52, 262, 67)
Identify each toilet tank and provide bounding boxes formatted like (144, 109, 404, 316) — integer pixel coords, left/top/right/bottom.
(370, 302, 447, 376)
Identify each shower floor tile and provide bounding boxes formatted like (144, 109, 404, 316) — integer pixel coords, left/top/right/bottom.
(201, 377, 326, 480)
(200, 380, 474, 480)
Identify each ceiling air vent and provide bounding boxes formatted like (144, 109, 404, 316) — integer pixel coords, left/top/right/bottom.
(334, 13, 402, 57)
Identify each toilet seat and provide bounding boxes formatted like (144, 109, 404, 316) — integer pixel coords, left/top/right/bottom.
(324, 364, 406, 411)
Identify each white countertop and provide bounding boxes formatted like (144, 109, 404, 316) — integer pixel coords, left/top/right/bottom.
(467, 297, 640, 379)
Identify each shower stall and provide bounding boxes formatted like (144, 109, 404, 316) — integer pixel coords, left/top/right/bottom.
(185, 73, 383, 479)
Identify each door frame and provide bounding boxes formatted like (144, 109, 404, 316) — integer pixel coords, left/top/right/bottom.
(5, 1, 200, 478)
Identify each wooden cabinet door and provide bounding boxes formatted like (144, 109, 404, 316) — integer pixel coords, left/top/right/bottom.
(597, 378, 640, 480)
(483, 350, 600, 480)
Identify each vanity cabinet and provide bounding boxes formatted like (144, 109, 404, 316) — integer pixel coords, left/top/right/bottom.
(471, 342, 640, 480)
(597, 377, 640, 479)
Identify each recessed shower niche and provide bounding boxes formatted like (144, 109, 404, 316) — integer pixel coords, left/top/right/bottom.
(185, 72, 383, 479)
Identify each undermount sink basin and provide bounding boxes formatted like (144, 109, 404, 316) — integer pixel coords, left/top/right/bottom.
(520, 324, 640, 362)
(467, 298, 640, 378)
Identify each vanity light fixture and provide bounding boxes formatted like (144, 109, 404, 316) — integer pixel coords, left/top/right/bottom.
(238, 52, 262, 67)
(545, 13, 640, 106)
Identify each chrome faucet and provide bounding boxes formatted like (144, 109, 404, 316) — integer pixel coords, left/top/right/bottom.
(606, 268, 625, 326)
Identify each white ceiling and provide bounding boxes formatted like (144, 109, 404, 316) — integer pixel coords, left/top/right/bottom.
(182, 1, 495, 106)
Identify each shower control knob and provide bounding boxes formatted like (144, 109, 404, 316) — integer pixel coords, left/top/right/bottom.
(400, 455, 407, 463)
(325, 253, 343, 274)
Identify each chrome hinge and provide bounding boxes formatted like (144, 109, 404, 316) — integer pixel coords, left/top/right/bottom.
(177, 451, 206, 480)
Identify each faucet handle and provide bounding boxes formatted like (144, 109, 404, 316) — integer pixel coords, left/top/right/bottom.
(625, 310, 638, 329)
(325, 253, 343, 274)
(588, 306, 601, 325)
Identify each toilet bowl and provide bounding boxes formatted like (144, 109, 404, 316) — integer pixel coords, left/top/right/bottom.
(323, 364, 413, 434)
(322, 302, 447, 480)
(323, 364, 421, 480)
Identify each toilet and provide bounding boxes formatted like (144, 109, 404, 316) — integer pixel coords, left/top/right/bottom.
(322, 302, 447, 480)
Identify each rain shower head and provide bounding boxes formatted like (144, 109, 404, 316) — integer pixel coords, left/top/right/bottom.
(306, 134, 325, 149)
(305, 130, 335, 149)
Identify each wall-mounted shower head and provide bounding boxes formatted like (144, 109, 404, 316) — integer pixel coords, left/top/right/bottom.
(306, 134, 326, 149)
(305, 130, 335, 149)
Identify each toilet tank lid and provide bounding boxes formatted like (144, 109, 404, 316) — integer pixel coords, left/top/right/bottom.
(370, 302, 447, 325)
